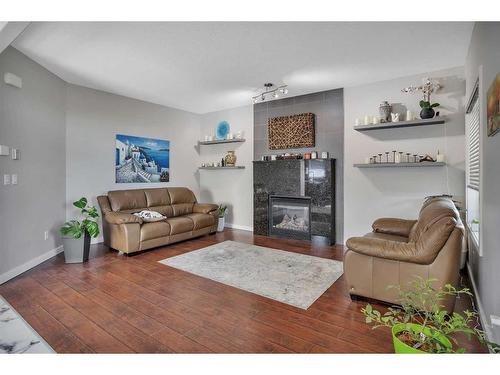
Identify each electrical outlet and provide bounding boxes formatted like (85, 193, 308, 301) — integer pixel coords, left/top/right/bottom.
(44, 231, 49, 241)
(3, 174, 11, 185)
(11, 174, 17, 185)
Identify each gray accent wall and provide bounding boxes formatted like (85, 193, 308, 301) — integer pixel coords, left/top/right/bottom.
(253, 89, 344, 243)
(465, 22, 500, 345)
(0, 47, 66, 280)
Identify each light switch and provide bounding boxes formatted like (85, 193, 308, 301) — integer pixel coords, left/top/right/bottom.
(4, 174, 11, 185)
(11, 174, 18, 185)
(11, 148, 19, 160)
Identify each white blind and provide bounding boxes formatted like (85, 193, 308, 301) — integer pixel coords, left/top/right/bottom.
(467, 87, 480, 191)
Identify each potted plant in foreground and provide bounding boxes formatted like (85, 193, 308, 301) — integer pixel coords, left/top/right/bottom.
(60, 197, 100, 264)
(361, 277, 499, 353)
(419, 100, 440, 119)
(216, 205, 227, 232)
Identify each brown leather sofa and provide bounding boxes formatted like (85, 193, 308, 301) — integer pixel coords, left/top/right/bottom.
(97, 187, 218, 254)
(344, 196, 464, 312)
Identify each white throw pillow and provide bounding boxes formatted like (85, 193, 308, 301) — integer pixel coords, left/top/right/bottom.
(133, 210, 166, 223)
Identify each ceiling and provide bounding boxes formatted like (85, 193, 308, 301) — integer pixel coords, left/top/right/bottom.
(12, 22, 473, 114)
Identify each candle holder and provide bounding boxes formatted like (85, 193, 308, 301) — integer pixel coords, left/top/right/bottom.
(385, 152, 390, 163)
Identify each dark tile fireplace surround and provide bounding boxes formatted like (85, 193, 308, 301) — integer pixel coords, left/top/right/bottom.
(253, 159, 336, 244)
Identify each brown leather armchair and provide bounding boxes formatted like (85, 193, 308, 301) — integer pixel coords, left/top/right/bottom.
(97, 187, 218, 254)
(344, 197, 464, 312)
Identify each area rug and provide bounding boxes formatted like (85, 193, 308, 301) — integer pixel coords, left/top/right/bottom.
(0, 296, 54, 354)
(158, 240, 343, 309)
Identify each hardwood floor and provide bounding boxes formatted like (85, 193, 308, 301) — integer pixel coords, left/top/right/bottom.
(0, 229, 487, 353)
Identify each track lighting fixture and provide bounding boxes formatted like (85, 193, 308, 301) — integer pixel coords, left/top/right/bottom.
(252, 83, 288, 103)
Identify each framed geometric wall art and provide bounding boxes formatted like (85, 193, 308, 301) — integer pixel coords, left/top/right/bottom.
(268, 112, 315, 150)
(115, 134, 170, 183)
(487, 73, 500, 137)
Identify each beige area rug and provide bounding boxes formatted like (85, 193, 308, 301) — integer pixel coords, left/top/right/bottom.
(158, 240, 343, 309)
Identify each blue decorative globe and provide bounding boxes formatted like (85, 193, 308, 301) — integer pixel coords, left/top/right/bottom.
(216, 121, 230, 140)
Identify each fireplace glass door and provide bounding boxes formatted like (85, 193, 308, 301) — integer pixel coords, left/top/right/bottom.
(268, 195, 311, 240)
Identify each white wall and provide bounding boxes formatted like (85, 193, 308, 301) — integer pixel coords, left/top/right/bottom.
(65, 84, 202, 240)
(465, 22, 500, 344)
(0, 47, 66, 282)
(199, 105, 253, 230)
(344, 67, 465, 241)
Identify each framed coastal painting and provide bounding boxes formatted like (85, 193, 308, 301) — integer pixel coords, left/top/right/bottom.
(115, 134, 170, 183)
(487, 73, 500, 137)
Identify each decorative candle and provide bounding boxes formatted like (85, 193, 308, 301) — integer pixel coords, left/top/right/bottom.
(406, 110, 413, 121)
(364, 115, 370, 125)
(436, 150, 445, 162)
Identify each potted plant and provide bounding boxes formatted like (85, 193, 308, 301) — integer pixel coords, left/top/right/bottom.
(60, 197, 100, 264)
(419, 100, 440, 119)
(361, 277, 499, 353)
(216, 205, 227, 232)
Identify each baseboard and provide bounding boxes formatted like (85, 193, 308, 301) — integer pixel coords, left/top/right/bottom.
(0, 245, 64, 285)
(466, 261, 494, 351)
(224, 223, 253, 232)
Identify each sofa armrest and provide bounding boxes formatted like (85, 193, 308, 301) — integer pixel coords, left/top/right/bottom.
(346, 236, 419, 263)
(372, 218, 417, 237)
(105, 212, 143, 225)
(193, 203, 218, 214)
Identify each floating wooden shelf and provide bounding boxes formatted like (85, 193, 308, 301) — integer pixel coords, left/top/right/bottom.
(354, 117, 446, 131)
(198, 138, 246, 145)
(199, 166, 246, 170)
(354, 162, 446, 168)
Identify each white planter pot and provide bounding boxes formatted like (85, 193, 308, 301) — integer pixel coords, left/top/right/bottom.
(217, 217, 225, 232)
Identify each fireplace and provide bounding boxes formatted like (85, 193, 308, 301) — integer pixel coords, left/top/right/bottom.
(268, 195, 311, 240)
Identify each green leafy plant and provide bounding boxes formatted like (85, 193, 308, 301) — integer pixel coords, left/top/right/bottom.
(419, 100, 440, 109)
(217, 205, 227, 218)
(361, 277, 499, 353)
(60, 197, 100, 239)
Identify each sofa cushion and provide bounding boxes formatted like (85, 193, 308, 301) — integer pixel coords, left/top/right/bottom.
(185, 213, 215, 230)
(409, 197, 458, 242)
(166, 216, 194, 235)
(147, 205, 174, 218)
(108, 189, 147, 212)
(144, 188, 171, 207)
(140, 221, 171, 241)
(168, 187, 196, 204)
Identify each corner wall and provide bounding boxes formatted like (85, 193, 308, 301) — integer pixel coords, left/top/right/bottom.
(199, 105, 254, 230)
(343, 67, 466, 241)
(0, 47, 66, 282)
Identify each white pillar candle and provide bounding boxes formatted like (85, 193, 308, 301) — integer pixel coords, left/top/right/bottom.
(364, 115, 370, 125)
(436, 154, 445, 162)
(406, 110, 413, 121)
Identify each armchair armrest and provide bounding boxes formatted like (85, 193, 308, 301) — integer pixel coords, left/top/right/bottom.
(346, 236, 419, 263)
(105, 212, 143, 225)
(372, 218, 417, 237)
(193, 203, 218, 214)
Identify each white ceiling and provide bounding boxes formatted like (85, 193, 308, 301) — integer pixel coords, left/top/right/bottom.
(13, 22, 473, 114)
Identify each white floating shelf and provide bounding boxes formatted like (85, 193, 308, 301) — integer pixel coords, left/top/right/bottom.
(354, 117, 446, 131)
(198, 139, 246, 145)
(354, 162, 446, 168)
(199, 166, 246, 170)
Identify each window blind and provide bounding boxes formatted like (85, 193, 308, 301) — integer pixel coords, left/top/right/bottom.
(466, 86, 480, 191)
